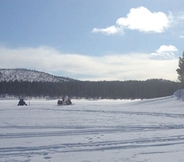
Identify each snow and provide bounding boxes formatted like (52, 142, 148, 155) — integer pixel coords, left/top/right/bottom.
(1, 96, 184, 162)
(0, 69, 70, 82)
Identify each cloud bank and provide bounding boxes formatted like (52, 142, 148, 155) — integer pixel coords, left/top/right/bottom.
(0, 46, 178, 81)
(92, 6, 172, 35)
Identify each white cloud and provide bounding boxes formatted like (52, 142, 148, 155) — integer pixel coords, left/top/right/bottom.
(151, 45, 178, 58)
(92, 26, 123, 35)
(117, 7, 171, 33)
(0, 46, 178, 81)
(92, 6, 172, 35)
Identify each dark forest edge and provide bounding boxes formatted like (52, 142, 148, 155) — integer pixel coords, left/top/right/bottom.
(0, 79, 181, 99)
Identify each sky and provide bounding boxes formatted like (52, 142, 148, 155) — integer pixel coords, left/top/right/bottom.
(0, 0, 184, 81)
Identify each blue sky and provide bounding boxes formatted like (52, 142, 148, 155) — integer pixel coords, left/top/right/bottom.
(0, 0, 184, 81)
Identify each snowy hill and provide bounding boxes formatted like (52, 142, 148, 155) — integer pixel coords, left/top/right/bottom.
(0, 69, 76, 82)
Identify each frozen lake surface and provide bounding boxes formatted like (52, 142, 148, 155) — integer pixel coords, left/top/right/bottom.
(1, 96, 184, 162)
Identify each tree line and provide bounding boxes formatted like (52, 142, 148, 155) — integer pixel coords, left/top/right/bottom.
(0, 79, 180, 99)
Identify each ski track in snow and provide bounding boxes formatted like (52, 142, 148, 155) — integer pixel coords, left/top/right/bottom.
(1, 97, 184, 162)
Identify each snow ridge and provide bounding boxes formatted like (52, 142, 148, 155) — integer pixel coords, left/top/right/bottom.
(0, 69, 76, 82)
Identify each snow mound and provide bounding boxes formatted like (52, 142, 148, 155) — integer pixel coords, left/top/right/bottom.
(173, 89, 184, 101)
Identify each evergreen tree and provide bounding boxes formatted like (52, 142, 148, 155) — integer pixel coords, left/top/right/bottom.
(176, 52, 184, 83)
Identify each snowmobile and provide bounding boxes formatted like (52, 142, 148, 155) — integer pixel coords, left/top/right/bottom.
(18, 99, 27, 106)
(57, 96, 72, 105)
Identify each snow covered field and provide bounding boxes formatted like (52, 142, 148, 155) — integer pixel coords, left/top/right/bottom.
(1, 96, 184, 162)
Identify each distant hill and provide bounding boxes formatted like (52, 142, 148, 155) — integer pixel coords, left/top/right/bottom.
(0, 69, 77, 82)
(0, 69, 180, 99)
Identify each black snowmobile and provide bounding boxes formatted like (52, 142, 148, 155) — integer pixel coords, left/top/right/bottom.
(18, 99, 27, 106)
